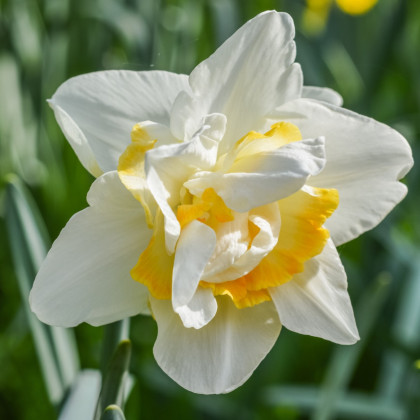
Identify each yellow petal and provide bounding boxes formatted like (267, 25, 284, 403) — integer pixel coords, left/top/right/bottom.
(216, 122, 302, 172)
(176, 202, 209, 228)
(201, 279, 271, 309)
(234, 289, 272, 309)
(118, 124, 157, 228)
(131, 211, 173, 300)
(176, 188, 233, 228)
(234, 122, 303, 163)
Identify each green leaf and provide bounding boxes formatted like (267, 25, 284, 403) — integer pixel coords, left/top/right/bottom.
(101, 319, 130, 377)
(58, 370, 101, 420)
(101, 405, 126, 420)
(377, 259, 420, 402)
(311, 273, 392, 420)
(263, 274, 394, 419)
(4, 176, 79, 405)
(0, 54, 44, 184)
(94, 340, 132, 420)
(264, 386, 404, 420)
(322, 41, 364, 103)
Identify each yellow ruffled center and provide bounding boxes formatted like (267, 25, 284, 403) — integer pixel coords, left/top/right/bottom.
(200, 186, 338, 308)
(120, 122, 339, 308)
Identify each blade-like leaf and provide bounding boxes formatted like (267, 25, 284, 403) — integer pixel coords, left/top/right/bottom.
(101, 405, 126, 420)
(264, 386, 404, 420)
(94, 340, 132, 420)
(101, 319, 130, 376)
(4, 176, 79, 405)
(311, 273, 392, 420)
(58, 370, 101, 420)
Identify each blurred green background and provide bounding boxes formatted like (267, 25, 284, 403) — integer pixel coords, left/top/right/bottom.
(1, 0, 419, 419)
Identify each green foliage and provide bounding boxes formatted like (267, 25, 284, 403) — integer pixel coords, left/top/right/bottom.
(101, 405, 126, 420)
(4, 177, 79, 409)
(1, 0, 419, 418)
(95, 340, 132, 420)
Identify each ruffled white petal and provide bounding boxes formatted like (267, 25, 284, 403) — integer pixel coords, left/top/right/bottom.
(203, 203, 281, 282)
(174, 287, 218, 330)
(145, 114, 226, 253)
(150, 296, 281, 394)
(50, 70, 189, 175)
(272, 98, 413, 245)
(202, 212, 250, 280)
(269, 239, 359, 344)
(185, 137, 326, 212)
(30, 172, 152, 327)
(302, 86, 343, 107)
(143, 164, 181, 254)
(170, 11, 302, 153)
(229, 203, 281, 276)
(172, 220, 217, 328)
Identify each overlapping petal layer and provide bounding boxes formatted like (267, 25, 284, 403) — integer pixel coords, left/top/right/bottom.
(145, 113, 226, 252)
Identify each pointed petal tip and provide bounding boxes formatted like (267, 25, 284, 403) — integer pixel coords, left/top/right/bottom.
(334, 329, 360, 345)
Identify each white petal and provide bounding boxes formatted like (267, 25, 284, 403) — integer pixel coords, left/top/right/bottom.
(175, 287, 218, 330)
(227, 203, 281, 277)
(50, 70, 189, 175)
(145, 165, 181, 254)
(145, 114, 226, 253)
(172, 220, 216, 312)
(49, 104, 102, 177)
(272, 98, 413, 245)
(203, 203, 281, 283)
(185, 137, 326, 212)
(202, 212, 250, 280)
(171, 11, 302, 153)
(269, 239, 359, 344)
(302, 86, 343, 107)
(150, 296, 281, 394)
(134, 120, 179, 146)
(30, 172, 152, 327)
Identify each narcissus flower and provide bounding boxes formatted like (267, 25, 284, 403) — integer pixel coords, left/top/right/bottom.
(30, 11, 412, 394)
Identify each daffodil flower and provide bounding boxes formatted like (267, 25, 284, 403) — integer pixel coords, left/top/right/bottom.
(30, 11, 412, 394)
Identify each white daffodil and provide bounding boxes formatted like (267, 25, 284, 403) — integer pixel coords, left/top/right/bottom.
(30, 11, 413, 394)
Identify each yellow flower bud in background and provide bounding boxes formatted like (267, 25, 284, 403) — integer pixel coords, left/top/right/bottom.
(335, 0, 378, 15)
(303, 0, 379, 35)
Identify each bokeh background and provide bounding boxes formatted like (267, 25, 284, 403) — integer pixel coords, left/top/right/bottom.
(1, 0, 419, 419)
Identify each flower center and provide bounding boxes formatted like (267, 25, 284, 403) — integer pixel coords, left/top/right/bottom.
(118, 121, 339, 308)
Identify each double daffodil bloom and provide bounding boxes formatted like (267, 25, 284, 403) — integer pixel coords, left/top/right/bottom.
(30, 11, 412, 394)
